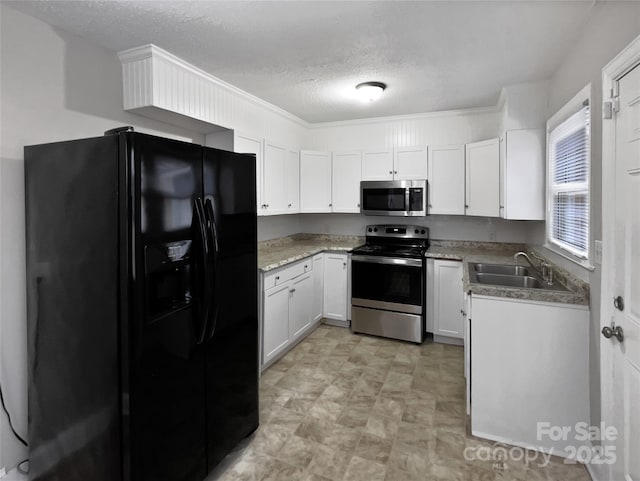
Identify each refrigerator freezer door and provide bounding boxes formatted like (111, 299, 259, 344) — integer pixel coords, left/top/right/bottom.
(124, 133, 208, 481)
(202, 147, 259, 471)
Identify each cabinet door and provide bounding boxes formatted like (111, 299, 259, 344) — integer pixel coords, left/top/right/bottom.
(300, 150, 332, 213)
(332, 151, 362, 213)
(263, 283, 290, 364)
(465, 138, 500, 217)
(323, 253, 348, 321)
(434, 260, 464, 339)
(263, 141, 287, 215)
(428, 145, 465, 215)
(285, 148, 300, 213)
(362, 149, 393, 181)
(501, 129, 545, 220)
(394, 146, 428, 180)
(312, 254, 324, 322)
(289, 272, 313, 340)
(234, 133, 263, 215)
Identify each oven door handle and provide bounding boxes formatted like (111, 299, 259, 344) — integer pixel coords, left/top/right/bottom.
(351, 255, 423, 267)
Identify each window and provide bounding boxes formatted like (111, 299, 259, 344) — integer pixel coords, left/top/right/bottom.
(547, 87, 591, 262)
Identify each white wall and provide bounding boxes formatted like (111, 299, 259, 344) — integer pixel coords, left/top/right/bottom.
(543, 1, 640, 434)
(308, 108, 501, 151)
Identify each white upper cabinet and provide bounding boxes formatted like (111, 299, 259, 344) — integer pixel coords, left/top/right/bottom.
(263, 140, 288, 215)
(362, 149, 394, 180)
(465, 138, 500, 217)
(499, 129, 545, 220)
(362, 147, 428, 181)
(428, 144, 465, 215)
(285, 148, 300, 213)
(300, 150, 332, 213)
(234, 132, 263, 215)
(332, 151, 362, 213)
(394, 146, 428, 180)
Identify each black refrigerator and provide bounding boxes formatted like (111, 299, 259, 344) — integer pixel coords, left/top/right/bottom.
(24, 130, 259, 481)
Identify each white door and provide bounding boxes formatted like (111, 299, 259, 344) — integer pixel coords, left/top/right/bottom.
(323, 253, 348, 321)
(428, 144, 465, 215)
(234, 133, 263, 214)
(332, 151, 362, 213)
(263, 283, 290, 364)
(263, 140, 287, 215)
(433, 259, 464, 339)
(289, 272, 313, 340)
(465, 138, 500, 217)
(394, 146, 428, 180)
(300, 150, 332, 213)
(605, 61, 640, 481)
(285, 148, 300, 213)
(362, 149, 393, 180)
(312, 254, 324, 322)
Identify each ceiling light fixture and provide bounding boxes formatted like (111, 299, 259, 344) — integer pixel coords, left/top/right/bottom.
(356, 81, 386, 102)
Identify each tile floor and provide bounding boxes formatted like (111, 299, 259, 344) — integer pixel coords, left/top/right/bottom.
(211, 324, 591, 481)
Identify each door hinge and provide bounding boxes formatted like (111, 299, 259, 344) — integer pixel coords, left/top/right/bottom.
(604, 98, 620, 119)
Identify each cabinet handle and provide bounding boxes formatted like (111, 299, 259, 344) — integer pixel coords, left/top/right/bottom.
(290, 288, 296, 293)
(394, 170, 398, 174)
(389, 170, 393, 174)
(329, 203, 332, 207)
(465, 205, 469, 208)
(304, 265, 308, 269)
(428, 204, 432, 208)
(357, 203, 360, 207)
(275, 276, 280, 280)
(343, 262, 347, 267)
(288, 203, 292, 208)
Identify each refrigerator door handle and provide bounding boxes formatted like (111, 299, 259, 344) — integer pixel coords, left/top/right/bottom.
(204, 197, 220, 340)
(193, 197, 211, 345)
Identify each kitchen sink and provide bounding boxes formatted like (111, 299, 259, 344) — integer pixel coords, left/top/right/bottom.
(473, 263, 530, 276)
(468, 262, 568, 291)
(474, 273, 542, 288)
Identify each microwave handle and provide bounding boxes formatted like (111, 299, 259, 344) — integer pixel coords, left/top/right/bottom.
(405, 188, 410, 211)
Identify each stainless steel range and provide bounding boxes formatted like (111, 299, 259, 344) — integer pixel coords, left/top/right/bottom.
(351, 225, 429, 343)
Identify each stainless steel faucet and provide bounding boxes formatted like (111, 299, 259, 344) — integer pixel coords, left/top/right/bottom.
(514, 251, 554, 284)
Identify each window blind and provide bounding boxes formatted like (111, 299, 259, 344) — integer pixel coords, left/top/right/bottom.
(548, 105, 590, 259)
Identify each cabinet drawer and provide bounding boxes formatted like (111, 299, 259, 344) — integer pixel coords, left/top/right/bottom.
(264, 259, 312, 290)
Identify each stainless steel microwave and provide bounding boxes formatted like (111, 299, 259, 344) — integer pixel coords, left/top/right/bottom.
(360, 180, 428, 216)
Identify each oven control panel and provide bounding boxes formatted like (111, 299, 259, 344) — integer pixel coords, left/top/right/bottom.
(365, 224, 429, 239)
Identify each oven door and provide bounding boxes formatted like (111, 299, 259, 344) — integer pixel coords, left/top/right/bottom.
(351, 255, 424, 314)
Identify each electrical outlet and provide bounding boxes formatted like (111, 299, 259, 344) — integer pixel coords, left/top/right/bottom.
(594, 240, 603, 264)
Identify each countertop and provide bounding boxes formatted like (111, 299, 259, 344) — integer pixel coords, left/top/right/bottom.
(257, 235, 589, 306)
(426, 240, 590, 306)
(258, 234, 363, 271)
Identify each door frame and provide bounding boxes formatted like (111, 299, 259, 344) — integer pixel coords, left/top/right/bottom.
(599, 33, 640, 481)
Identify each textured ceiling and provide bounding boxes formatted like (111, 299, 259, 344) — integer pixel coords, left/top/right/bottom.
(7, 1, 596, 123)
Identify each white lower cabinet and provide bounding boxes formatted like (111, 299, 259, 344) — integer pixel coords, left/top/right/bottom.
(262, 283, 291, 364)
(470, 295, 589, 456)
(323, 253, 349, 323)
(262, 258, 315, 366)
(261, 252, 349, 368)
(288, 272, 313, 339)
(432, 259, 464, 343)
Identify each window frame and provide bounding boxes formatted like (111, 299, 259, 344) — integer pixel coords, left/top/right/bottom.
(545, 84, 594, 270)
